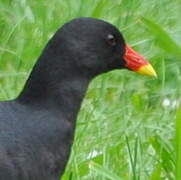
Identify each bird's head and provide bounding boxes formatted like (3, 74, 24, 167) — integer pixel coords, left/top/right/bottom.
(47, 18, 157, 78)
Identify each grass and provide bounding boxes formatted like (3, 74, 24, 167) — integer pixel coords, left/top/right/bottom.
(0, 0, 180, 179)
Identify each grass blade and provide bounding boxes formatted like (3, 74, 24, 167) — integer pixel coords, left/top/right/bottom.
(125, 136, 139, 180)
(141, 17, 181, 59)
(150, 165, 162, 180)
(176, 107, 181, 180)
(89, 161, 121, 180)
(91, 0, 109, 18)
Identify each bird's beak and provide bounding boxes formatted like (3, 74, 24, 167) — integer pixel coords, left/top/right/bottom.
(123, 44, 157, 77)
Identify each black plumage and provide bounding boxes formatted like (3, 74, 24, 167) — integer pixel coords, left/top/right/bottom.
(0, 18, 127, 180)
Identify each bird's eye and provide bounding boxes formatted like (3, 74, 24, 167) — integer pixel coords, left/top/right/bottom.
(107, 34, 116, 46)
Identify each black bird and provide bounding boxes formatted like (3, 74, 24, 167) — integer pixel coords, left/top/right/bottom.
(0, 17, 156, 180)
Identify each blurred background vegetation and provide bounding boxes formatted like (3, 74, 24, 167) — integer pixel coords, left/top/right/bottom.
(0, 0, 181, 179)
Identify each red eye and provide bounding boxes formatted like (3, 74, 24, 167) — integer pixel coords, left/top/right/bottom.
(107, 34, 116, 46)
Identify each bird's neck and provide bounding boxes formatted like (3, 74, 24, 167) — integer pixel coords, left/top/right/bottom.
(17, 56, 91, 122)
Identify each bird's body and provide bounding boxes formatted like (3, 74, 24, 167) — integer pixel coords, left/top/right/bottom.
(0, 18, 156, 179)
(0, 71, 88, 179)
(0, 101, 73, 179)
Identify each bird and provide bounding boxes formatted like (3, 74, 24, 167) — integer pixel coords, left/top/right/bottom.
(0, 17, 157, 180)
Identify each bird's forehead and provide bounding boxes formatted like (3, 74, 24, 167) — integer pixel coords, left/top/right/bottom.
(65, 18, 120, 35)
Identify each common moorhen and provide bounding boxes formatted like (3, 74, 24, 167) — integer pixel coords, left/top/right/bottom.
(0, 17, 156, 180)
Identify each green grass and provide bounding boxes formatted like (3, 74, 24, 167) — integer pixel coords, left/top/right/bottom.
(0, 0, 180, 179)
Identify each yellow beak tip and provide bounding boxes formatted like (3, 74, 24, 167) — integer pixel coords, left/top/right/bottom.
(137, 64, 157, 78)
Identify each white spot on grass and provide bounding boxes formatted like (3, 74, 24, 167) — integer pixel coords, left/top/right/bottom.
(162, 98, 171, 107)
(87, 150, 101, 159)
(162, 98, 181, 109)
